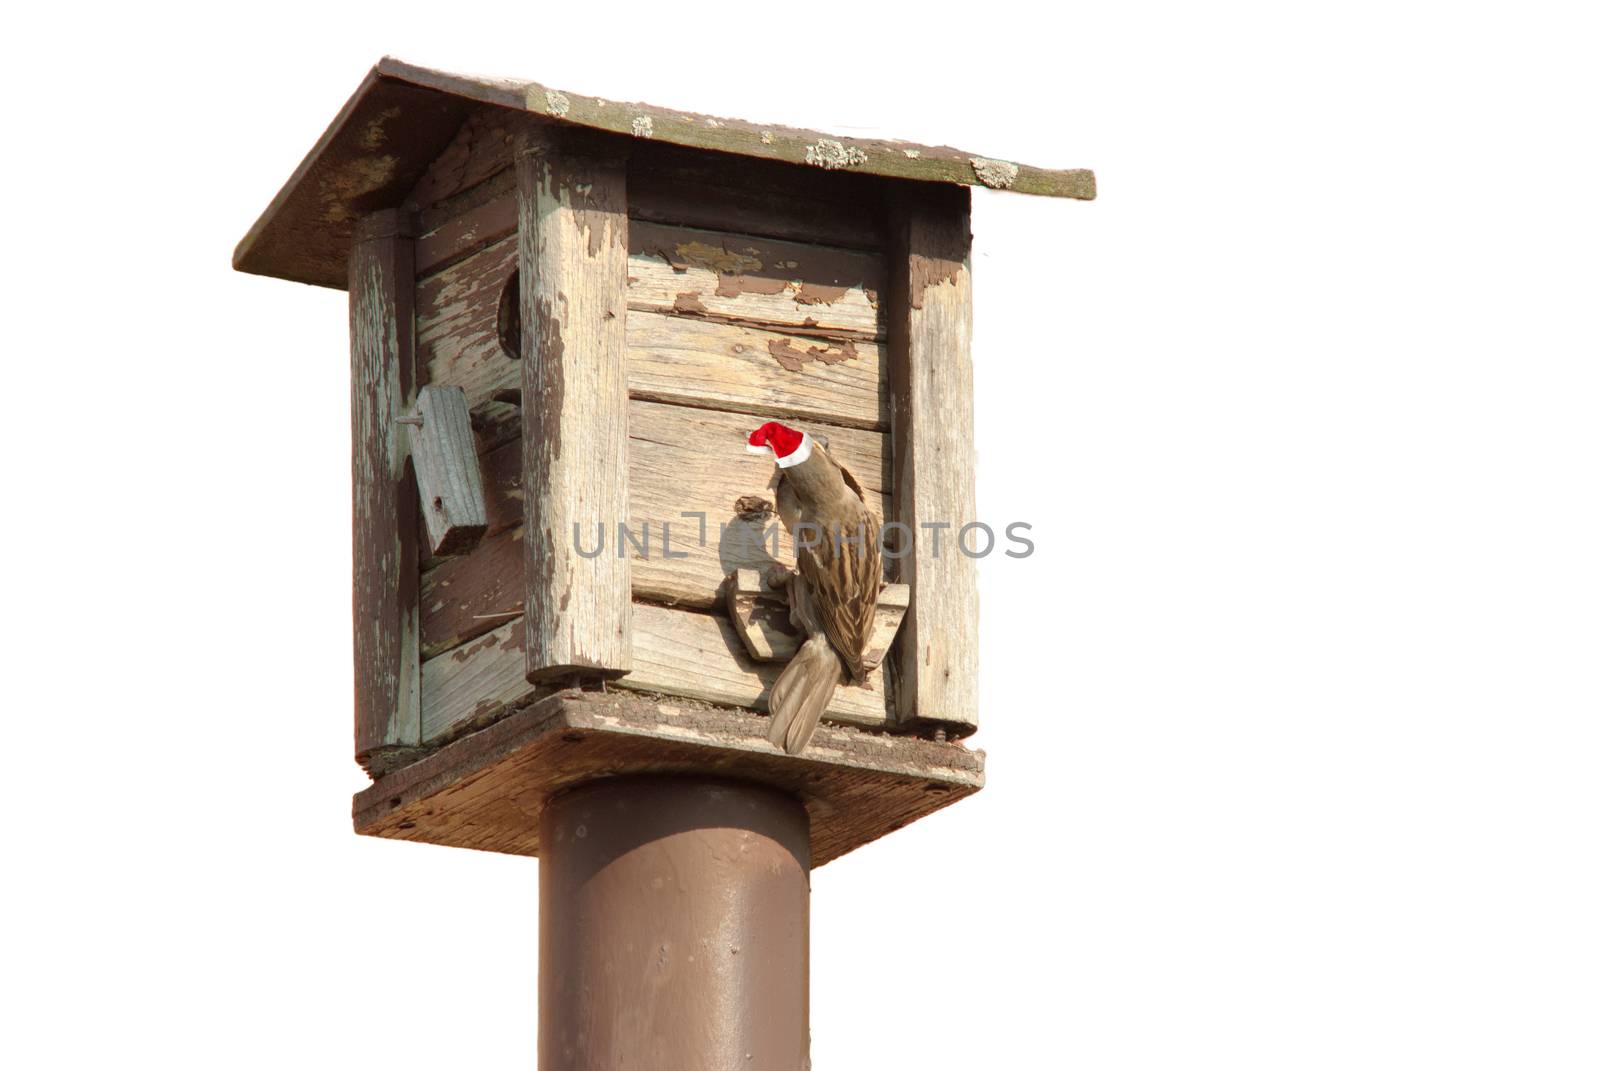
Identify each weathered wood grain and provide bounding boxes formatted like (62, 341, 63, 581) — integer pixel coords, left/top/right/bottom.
(628, 221, 884, 338)
(886, 184, 979, 735)
(414, 170, 517, 277)
(627, 312, 887, 430)
(626, 601, 886, 725)
(420, 402, 888, 657)
(419, 232, 888, 439)
(406, 384, 488, 556)
(421, 520, 523, 659)
(420, 621, 538, 742)
(420, 603, 888, 745)
(356, 690, 985, 868)
(727, 569, 909, 671)
(415, 234, 517, 439)
(349, 209, 422, 766)
(629, 140, 886, 250)
(406, 107, 517, 210)
(726, 567, 802, 661)
(517, 126, 633, 681)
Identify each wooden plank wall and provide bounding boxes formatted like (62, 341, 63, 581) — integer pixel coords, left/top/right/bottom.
(403, 115, 899, 747)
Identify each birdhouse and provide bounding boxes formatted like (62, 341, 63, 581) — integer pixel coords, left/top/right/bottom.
(236, 58, 1094, 868)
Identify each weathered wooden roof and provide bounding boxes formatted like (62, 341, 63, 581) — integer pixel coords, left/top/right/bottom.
(234, 57, 1096, 289)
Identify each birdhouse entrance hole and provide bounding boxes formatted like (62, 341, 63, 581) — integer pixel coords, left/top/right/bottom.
(497, 269, 520, 360)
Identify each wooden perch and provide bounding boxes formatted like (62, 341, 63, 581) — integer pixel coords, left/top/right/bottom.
(405, 384, 489, 556)
(726, 568, 909, 672)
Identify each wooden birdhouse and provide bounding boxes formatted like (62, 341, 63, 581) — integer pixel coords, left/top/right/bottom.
(236, 58, 1095, 868)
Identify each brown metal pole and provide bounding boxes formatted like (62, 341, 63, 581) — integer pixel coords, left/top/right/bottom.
(539, 776, 810, 1070)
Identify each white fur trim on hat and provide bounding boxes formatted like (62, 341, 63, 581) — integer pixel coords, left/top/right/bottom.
(747, 432, 813, 469)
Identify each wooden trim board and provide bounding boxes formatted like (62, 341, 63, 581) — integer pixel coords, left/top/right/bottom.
(886, 184, 980, 736)
(349, 209, 421, 767)
(516, 125, 633, 681)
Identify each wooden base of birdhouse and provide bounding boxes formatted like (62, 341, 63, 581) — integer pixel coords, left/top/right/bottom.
(353, 689, 983, 867)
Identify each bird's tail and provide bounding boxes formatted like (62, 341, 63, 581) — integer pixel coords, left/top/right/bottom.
(767, 635, 844, 755)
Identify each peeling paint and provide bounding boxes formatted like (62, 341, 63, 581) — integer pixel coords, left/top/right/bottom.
(970, 156, 1019, 189)
(668, 240, 762, 275)
(545, 89, 571, 117)
(805, 139, 868, 170)
(714, 273, 787, 299)
(767, 338, 859, 372)
(907, 256, 963, 311)
(673, 292, 708, 315)
(632, 115, 655, 138)
(794, 282, 850, 306)
(451, 628, 506, 664)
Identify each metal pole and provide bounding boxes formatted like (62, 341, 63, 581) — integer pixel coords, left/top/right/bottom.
(539, 776, 810, 1069)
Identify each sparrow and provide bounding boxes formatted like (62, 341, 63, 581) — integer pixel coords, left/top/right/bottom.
(746, 421, 882, 754)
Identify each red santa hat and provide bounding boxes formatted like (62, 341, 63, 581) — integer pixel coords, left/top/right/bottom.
(746, 421, 813, 469)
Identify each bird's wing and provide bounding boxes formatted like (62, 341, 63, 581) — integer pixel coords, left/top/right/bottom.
(837, 456, 868, 504)
(796, 492, 881, 684)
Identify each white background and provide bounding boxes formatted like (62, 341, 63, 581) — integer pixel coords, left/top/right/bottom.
(3, 2, 1596, 1067)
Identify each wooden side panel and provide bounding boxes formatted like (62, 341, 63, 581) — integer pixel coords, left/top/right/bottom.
(627, 313, 886, 430)
(418, 229, 888, 438)
(628, 221, 883, 338)
(420, 402, 888, 657)
(349, 209, 422, 765)
(627, 401, 889, 603)
(407, 158, 905, 741)
(886, 184, 979, 734)
(420, 605, 888, 746)
(517, 127, 633, 681)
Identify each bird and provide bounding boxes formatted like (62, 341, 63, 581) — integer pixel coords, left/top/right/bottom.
(746, 420, 882, 754)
